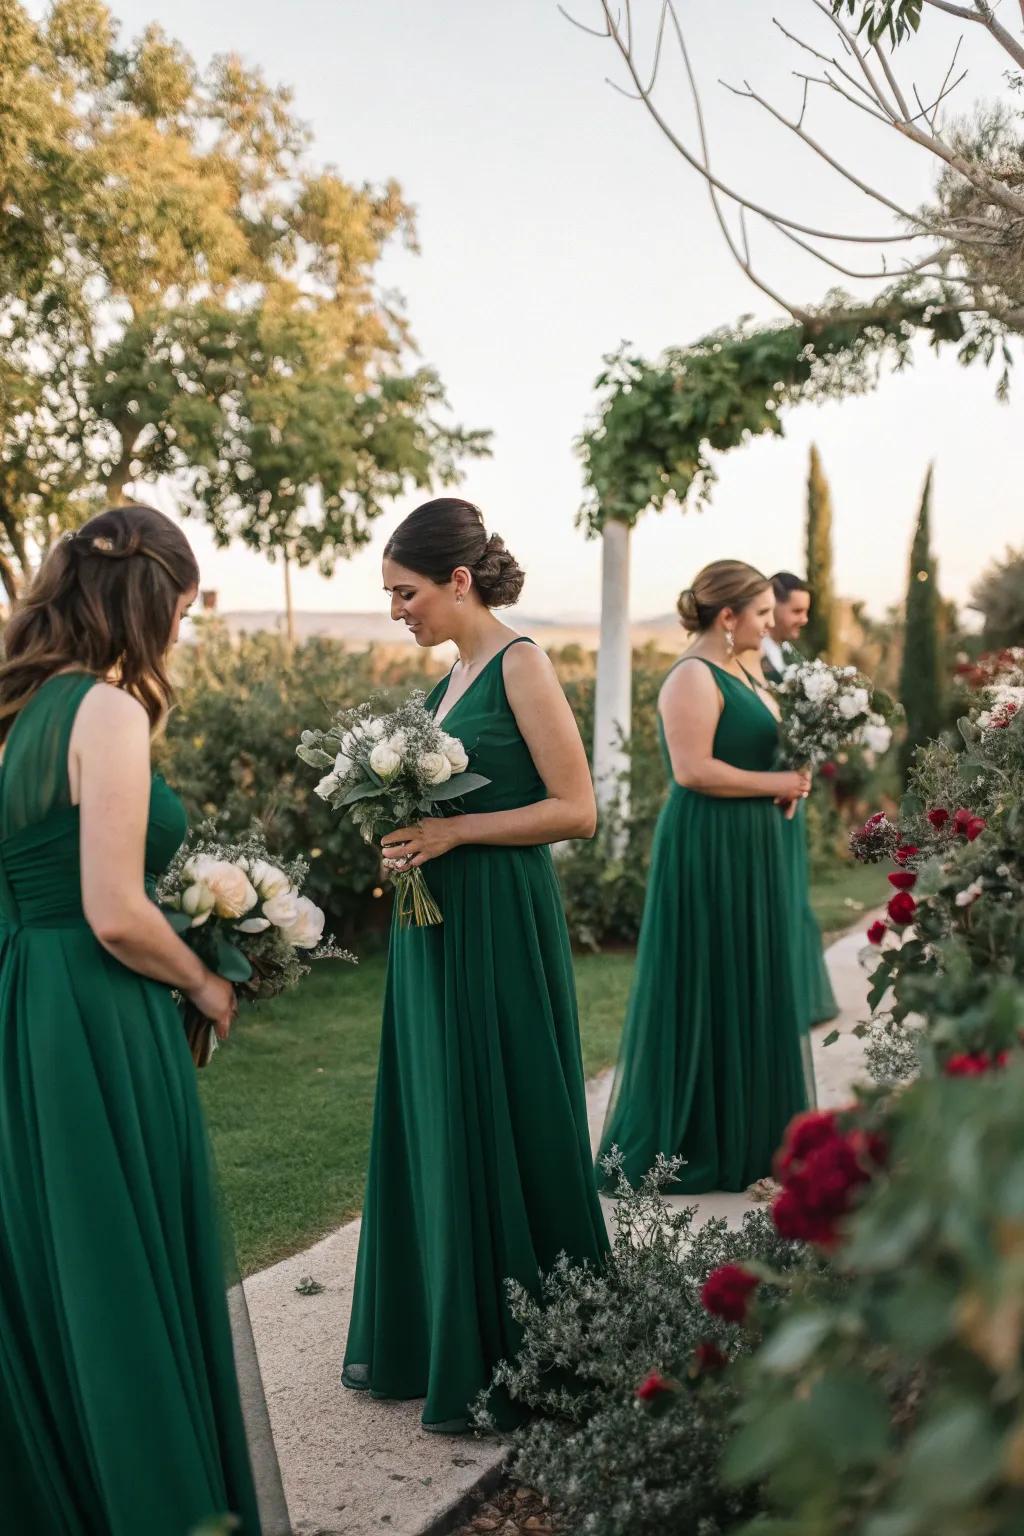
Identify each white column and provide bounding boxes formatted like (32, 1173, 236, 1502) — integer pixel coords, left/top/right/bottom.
(593, 516, 632, 818)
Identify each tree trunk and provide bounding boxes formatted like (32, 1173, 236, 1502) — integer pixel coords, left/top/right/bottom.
(593, 517, 632, 823)
(283, 553, 296, 655)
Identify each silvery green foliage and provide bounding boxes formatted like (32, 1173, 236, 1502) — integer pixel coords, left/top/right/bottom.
(473, 1153, 816, 1536)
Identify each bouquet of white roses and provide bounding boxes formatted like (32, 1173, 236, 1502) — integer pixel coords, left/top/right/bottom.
(773, 658, 896, 771)
(296, 691, 490, 927)
(157, 824, 352, 1066)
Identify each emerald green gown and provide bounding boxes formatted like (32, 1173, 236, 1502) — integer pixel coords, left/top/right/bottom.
(597, 659, 813, 1194)
(760, 652, 837, 1032)
(343, 637, 609, 1431)
(0, 674, 286, 1535)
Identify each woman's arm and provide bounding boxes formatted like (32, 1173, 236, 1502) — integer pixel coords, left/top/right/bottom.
(661, 662, 808, 801)
(381, 643, 596, 870)
(73, 685, 236, 1034)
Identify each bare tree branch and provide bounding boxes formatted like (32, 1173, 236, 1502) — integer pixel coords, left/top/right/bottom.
(922, 0, 1024, 73)
(557, 4, 610, 39)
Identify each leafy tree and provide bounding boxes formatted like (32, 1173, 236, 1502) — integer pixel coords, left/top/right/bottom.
(0, 0, 488, 601)
(899, 465, 945, 775)
(970, 546, 1024, 648)
(805, 444, 837, 660)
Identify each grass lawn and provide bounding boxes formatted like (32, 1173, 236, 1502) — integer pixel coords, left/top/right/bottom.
(203, 859, 888, 1276)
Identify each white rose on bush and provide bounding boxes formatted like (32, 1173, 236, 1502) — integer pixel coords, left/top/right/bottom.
(441, 735, 469, 773)
(279, 895, 326, 949)
(369, 741, 403, 780)
(418, 751, 453, 786)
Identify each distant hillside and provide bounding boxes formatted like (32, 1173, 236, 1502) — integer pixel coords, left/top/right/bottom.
(215, 609, 690, 653)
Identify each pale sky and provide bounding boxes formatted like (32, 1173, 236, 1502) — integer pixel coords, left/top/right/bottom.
(96, 0, 1022, 622)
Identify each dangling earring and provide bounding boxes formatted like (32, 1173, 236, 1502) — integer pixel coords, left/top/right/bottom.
(455, 593, 465, 605)
(725, 628, 735, 655)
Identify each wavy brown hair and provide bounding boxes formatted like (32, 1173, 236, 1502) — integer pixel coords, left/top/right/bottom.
(0, 505, 200, 743)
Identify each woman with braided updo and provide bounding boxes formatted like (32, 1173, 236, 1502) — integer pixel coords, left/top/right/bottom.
(0, 507, 287, 1534)
(597, 560, 815, 1194)
(342, 498, 608, 1431)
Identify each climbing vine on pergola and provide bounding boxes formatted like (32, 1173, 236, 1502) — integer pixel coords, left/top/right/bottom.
(576, 288, 976, 534)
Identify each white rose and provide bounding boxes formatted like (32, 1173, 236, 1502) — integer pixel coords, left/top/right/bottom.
(315, 772, 341, 801)
(441, 735, 469, 773)
(364, 718, 387, 740)
(418, 750, 453, 786)
(803, 669, 838, 704)
(181, 881, 216, 927)
(955, 880, 983, 908)
(247, 858, 292, 900)
(861, 721, 892, 754)
(280, 895, 326, 949)
(369, 741, 403, 780)
(236, 916, 272, 933)
(263, 888, 302, 929)
(388, 730, 408, 755)
(201, 859, 259, 919)
(837, 687, 869, 719)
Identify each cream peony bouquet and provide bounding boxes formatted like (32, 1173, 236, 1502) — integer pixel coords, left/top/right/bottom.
(773, 658, 897, 771)
(157, 825, 352, 1066)
(297, 691, 490, 926)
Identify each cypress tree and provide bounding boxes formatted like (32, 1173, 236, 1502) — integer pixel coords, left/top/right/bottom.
(804, 444, 837, 659)
(899, 464, 945, 777)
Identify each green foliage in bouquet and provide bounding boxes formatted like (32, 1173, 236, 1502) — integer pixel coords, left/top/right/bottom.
(159, 626, 440, 938)
(475, 1154, 824, 1536)
(725, 1044, 1024, 1536)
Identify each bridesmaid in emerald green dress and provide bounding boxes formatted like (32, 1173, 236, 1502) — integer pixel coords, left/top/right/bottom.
(342, 498, 609, 1432)
(0, 507, 287, 1535)
(597, 560, 815, 1195)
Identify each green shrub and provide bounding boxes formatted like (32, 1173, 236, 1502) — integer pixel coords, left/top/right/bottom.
(159, 624, 441, 940)
(476, 1155, 824, 1536)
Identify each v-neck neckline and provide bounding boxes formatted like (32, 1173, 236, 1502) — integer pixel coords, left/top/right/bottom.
(432, 639, 519, 729)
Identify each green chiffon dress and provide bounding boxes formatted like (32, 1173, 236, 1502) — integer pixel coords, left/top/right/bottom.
(0, 674, 286, 1535)
(759, 651, 837, 1034)
(784, 800, 838, 1031)
(597, 659, 813, 1194)
(342, 637, 609, 1431)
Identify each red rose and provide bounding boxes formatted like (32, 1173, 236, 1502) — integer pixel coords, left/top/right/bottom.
(775, 1109, 838, 1176)
(772, 1187, 821, 1241)
(887, 891, 917, 926)
(865, 811, 887, 828)
(966, 816, 987, 842)
(927, 808, 950, 829)
(866, 919, 887, 945)
(819, 761, 838, 780)
(953, 808, 973, 835)
(894, 845, 920, 865)
(700, 1264, 760, 1324)
(887, 870, 917, 890)
(692, 1342, 728, 1375)
(636, 1369, 675, 1401)
(944, 1052, 990, 1077)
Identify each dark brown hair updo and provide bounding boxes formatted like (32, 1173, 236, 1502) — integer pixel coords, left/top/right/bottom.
(677, 559, 770, 634)
(384, 498, 526, 609)
(0, 504, 200, 743)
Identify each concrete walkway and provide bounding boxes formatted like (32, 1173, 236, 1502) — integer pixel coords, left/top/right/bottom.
(244, 921, 876, 1536)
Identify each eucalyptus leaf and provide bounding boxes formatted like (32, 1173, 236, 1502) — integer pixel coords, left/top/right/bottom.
(213, 935, 253, 984)
(426, 772, 492, 803)
(296, 744, 335, 770)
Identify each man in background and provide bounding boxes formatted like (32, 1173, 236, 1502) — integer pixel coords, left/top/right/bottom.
(763, 571, 812, 681)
